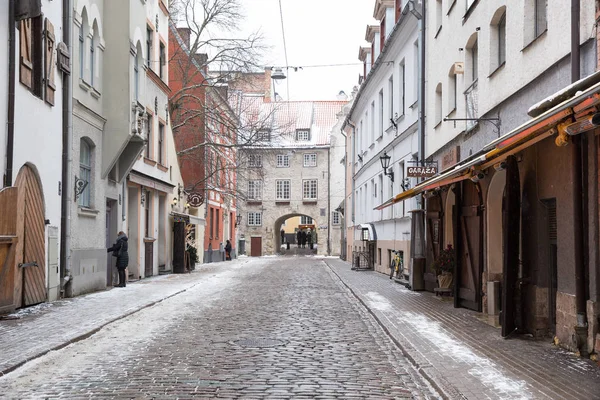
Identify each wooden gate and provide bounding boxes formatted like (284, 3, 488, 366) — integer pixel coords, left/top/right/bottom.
(454, 180, 483, 312)
(0, 187, 19, 314)
(250, 237, 262, 257)
(144, 241, 153, 277)
(15, 166, 47, 308)
(501, 155, 520, 336)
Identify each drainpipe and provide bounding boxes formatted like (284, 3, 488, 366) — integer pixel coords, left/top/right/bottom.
(60, 0, 73, 294)
(418, 0, 426, 169)
(5, 0, 16, 188)
(327, 146, 331, 255)
(571, 0, 588, 355)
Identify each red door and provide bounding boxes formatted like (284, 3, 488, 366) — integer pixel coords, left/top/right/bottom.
(250, 237, 262, 257)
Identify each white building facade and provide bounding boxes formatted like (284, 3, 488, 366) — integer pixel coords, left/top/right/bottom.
(345, 0, 420, 276)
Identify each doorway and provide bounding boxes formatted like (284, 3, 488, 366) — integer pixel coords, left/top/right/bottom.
(251, 237, 262, 257)
(106, 199, 118, 287)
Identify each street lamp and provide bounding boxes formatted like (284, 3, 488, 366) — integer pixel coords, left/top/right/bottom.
(270, 67, 286, 102)
(379, 152, 394, 182)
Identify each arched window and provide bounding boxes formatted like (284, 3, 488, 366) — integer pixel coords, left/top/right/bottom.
(435, 83, 443, 126)
(79, 139, 92, 207)
(78, 9, 88, 80)
(134, 50, 140, 101)
(490, 7, 507, 73)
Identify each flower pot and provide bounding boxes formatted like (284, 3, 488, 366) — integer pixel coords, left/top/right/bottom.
(437, 271, 453, 289)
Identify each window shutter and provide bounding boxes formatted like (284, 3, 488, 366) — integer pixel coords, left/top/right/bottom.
(45, 19, 56, 106)
(19, 19, 33, 89)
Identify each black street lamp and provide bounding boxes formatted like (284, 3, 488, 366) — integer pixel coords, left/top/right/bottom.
(379, 152, 394, 182)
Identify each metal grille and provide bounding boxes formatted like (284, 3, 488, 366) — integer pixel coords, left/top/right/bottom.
(543, 199, 557, 243)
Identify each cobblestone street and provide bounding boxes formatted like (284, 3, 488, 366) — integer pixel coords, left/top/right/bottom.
(0, 257, 437, 399)
(1, 256, 600, 399)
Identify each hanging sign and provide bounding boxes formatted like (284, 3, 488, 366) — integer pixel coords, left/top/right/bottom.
(407, 165, 438, 178)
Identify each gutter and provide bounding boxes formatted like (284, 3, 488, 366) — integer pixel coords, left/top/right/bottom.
(60, 0, 73, 294)
(5, 0, 15, 187)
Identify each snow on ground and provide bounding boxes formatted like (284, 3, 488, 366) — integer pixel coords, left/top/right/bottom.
(365, 292, 531, 399)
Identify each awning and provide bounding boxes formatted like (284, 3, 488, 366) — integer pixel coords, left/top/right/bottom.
(375, 72, 600, 210)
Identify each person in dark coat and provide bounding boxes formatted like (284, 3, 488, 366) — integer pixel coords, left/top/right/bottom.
(296, 229, 302, 248)
(225, 240, 232, 261)
(107, 231, 129, 287)
(300, 230, 307, 248)
(307, 229, 313, 248)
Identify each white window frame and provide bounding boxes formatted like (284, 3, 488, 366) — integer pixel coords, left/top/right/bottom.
(303, 179, 318, 200)
(277, 154, 290, 168)
(276, 179, 291, 200)
(79, 140, 92, 208)
(248, 154, 262, 168)
(247, 212, 262, 226)
(247, 180, 262, 200)
(304, 153, 317, 167)
(301, 216, 313, 224)
(296, 129, 310, 141)
(332, 211, 341, 225)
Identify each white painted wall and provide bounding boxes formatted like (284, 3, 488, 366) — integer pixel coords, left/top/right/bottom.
(425, 0, 596, 157)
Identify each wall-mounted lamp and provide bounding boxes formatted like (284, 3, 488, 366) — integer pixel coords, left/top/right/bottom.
(235, 215, 242, 227)
(470, 170, 485, 183)
(171, 197, 178, 207)
(493, 161, 507, 171)
(379, 152, 394, 183)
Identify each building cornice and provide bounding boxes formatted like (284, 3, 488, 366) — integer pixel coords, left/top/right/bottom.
(365, 25, 381, 42)
(358, 47, 371, 62)
(373, 0, 395, 21)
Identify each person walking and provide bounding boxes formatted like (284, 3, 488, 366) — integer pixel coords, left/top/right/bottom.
(296, 229, 302, 248)
(281, 229, 285, 245)
(300, 230, 307, 248)
(225, 239, 232, 261)
(107, 231, 129, 287)
(307, 229, 313, 249)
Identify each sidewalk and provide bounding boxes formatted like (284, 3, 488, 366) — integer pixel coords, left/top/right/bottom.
(324, 257, 600, 400)
(0, 261, 239, 376)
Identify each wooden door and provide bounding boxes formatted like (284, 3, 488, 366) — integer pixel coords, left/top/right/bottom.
(0, 187, 19, 313)
(15, 166, 46, 307)
(250, 237, 262, 257)
(501, 155, 520, 336)
(144, 241, 153, 277)
(454, 180, 483, 312)
(172, 221, 185, 273)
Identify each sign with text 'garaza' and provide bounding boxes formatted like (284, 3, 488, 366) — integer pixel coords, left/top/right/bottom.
(407, 165, 438, 178)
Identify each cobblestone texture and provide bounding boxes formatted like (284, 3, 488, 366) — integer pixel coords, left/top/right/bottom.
(324, 258, 600, 400)
(0, 257, 437, 399)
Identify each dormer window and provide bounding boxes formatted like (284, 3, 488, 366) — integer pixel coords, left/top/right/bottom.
(257, 129, 271, 142)
(296, 129, 310, 141)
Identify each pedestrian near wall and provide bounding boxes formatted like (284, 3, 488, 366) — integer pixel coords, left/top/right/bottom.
(107, 231, 129, 287)
(225, 240, 232, 261)
(296, 229, 301, 247)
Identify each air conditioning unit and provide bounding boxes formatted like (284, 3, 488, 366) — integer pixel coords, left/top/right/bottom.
(453, 62, 465, 75)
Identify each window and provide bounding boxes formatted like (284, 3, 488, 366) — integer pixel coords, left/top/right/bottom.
(470, 39, 478, 82)
(277, 154, 289, 167)
(372, 179, 376, 198)
(247, 180, 262, 200)
(534, 0, 547, 38)
(145, 114, 153, 158)
(159, 42, 166, 79)
(498, 13, 506, 66)
(303, 180, 318, 200)
(304, 153, 317, 167)
(215, 208, 220, 239)
(276, 180, 291, 200)
(378, 90, 384, 138)
(248, 154, 262, 167)
(332, 211, 341, 225)
(257, 129, 271, 141)
(301, 216, 313, 224)
(248, 212, 262, 226)
(79, 23, 85, 78)
(435, 83, 443, 125)
(413, 41, 419, 103)
(448, 68, 457, 113)
(436, 0, 443, 33)
(399, 61, 405, 116)
(388, 76, 394, 122)
(144, 190, 152, 238)
(146, 25, 153, 69)
(209, 208, 214, 237)
(134, 51, 140, 101)
(158, 122, 165, 164)
(19, 17, 44, 98)
(90, 34, 95, 86)
(296, 129, 310, 141)
(79, 139, 92, 207)
(370, 101, 375, 143)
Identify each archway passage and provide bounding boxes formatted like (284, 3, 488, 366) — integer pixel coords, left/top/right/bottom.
(276, 214, 318, 256)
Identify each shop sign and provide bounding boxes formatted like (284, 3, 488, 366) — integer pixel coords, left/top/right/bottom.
(442, 146, 460, 170)
(407, 165, 438, 178)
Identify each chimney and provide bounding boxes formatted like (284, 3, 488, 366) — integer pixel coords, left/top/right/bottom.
(264, 68, 272, 103)
(337, 91, 348, 101)
(177, 28, 191, 49)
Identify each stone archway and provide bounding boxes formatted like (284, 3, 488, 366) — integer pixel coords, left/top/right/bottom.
(273, 213, 325, 256)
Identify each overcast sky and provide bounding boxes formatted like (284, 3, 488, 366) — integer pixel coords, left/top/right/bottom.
(239, 0, 377, 101)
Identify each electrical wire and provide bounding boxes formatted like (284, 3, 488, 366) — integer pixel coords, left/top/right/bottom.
(277, 0, 291, 100)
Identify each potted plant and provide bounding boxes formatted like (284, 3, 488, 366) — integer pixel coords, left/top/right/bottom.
(431, 244, 455, 289)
